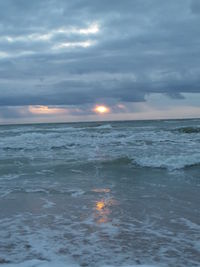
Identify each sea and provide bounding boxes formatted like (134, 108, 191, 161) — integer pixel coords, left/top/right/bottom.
(0, 119, 200, 267)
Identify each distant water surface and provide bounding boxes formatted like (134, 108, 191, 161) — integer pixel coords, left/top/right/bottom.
(0, 119, 200, 267)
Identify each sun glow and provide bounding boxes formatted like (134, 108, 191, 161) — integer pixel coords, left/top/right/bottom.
(29, 105, 66, 115)
(94, 105, 110, 114)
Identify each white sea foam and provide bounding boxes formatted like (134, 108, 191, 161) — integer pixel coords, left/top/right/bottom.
(0, 174, 20, 180)
(70, 189, 85, 197)
(134, 153, 200, 170)
(41, 198, 56, 209)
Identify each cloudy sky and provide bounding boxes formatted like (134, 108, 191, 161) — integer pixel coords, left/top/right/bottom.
(0, 0, 200, 124)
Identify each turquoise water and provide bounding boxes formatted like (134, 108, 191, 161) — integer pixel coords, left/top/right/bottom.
(0, 119, 200, 266)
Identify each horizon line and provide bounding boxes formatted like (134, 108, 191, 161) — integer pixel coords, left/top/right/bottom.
(0, 116, 199, 127)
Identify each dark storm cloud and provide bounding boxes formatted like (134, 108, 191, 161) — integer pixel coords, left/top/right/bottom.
(0, 0, 200, 108)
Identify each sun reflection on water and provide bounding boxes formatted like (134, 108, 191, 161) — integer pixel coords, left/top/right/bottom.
(93, 188, 117, 224)
(96, 201, 106, 211)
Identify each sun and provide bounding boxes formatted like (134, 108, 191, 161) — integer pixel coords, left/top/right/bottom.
(94, 105, 110, 114)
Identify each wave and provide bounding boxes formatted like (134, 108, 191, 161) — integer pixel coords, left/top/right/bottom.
(134, 154, 200, 171)
(79, 124, 113, 132)
(99, 156, 133, 166)
(2, 147, 24, 151)
(94, 153, 200, 171)
(2, 187, 86, 197)
(95, 124, 112, 129)
(94, 153, 200, 170)
(50, 145, 68, 150)
(51, 143, 78, 150)
(174, 127, 200, 134)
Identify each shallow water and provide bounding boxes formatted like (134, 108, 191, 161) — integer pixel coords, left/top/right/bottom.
(0, 119, 200, 266)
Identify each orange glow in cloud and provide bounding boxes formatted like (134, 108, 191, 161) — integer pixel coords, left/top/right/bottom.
(117, 104, 126, 109)
(29, 105, 66, 115)
(93, 105, 110, 114)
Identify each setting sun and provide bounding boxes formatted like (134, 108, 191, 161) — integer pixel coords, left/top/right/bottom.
(93, 105, 110, 114)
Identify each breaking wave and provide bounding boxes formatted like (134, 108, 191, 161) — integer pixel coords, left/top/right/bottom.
(174, 127, 200, 134)
(134, 154, 200, 171)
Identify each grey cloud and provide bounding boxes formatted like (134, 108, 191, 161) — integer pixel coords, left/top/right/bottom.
(0, 0, 200, 109)
(190, 0, 200, 14)
(0, 106, 29, 119)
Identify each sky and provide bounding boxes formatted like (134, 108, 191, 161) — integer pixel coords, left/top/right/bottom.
(0, 0, 200, 124)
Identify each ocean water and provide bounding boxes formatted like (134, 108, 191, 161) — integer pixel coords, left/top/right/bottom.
(0, 119, 200, 267)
